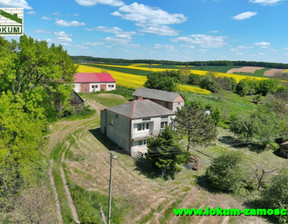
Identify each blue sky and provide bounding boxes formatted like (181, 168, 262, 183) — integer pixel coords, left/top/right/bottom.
(1, 0, 288, 62)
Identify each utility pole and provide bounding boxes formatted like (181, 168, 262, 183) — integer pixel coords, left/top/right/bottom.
(108, 152, 117, 224)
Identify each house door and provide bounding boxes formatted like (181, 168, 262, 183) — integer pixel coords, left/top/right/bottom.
(100, 84, 106, 91)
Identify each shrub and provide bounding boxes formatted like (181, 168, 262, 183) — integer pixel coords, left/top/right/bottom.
(199, 75, 221, 93)
(261, 169, 288, 223)
(188, 73, 202, 85)
(205, 152, 245, 193)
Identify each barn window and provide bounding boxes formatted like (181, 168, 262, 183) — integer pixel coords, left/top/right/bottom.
(109, 117, 114, 125)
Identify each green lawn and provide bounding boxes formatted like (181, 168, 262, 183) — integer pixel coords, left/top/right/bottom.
(181, 90, 257, 117)
(79, 92, 128, 107)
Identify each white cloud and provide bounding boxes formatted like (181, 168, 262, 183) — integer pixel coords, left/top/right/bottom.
(75, 0, 124, 7)
(55, 19, 85, 27)
(210, 30, 218, 33)
(26, 10, 36, 15)
(76, 45, 89, 50)
(249, 0, 282, 5)
(230, 45, 252, 51)
(112, 2, 186, 36)
(233, 11, 257, 20)
(82, 41, 103, 46)
(42, 16, 52, 20)
(104, 33, 133, 45)
(93, 26, 136, 35)
(0, 0, 32, 9)
(141, 25, 179, 36)
(112, 3, 187, 25)
(154, 44, 175, 51)
(172, 34, 227, 48)
(34, 29, 50, 33)
(55, 31, 72, 42)
(254, 41, 270, 48)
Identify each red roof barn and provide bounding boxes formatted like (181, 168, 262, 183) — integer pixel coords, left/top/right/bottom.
(73, 73, 116, 93)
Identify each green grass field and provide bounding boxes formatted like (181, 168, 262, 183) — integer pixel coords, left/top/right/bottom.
(181, 90, 257, 117)
(87, 64, 149, 76)
(190, 66, 241, 73)
(233, 68, 270, 77)
(79, 92, 127, 107)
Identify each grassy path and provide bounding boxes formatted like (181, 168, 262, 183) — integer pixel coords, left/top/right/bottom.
(49, 160, 63, 224)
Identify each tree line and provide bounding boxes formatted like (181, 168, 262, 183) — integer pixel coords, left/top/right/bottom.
(71, 56, 288, 69)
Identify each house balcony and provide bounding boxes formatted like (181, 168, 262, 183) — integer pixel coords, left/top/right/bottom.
(131, 130, 159, 141)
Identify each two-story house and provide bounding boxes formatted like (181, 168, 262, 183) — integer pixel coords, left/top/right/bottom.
(100, 99, 175, 157)
(132, 87, 185, 112)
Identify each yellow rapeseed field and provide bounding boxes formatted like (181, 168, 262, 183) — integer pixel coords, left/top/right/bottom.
(179, 85, 211, 94)
(78, 65, 146, 89)
(188, 69, 268, 83)
(98, 64, 175, 73)
(77, 64, 210, 94)
(94, 64, 268, 82)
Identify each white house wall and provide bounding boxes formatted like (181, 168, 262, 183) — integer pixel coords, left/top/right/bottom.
(89, 83, 100, 92)
(173, 101, 185, 112)
(105, 110, 130, 153)
(73, 83, 81, 93)
(106, 83, 116, 91)
(130, 115, 175, 157)
(73, 82, 116, 93)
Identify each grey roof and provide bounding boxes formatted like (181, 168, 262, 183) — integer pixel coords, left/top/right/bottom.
(132, 87, 182, 102)
(107, 100, 175, 119)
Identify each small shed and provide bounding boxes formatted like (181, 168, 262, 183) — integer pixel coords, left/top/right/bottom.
(280, 141, 288, 158)
(71, 90, 84, 112)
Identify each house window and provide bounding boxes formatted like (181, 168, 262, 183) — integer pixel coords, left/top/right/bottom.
(92, 85, 98, 88)
(108, 84, 114, 88)
(146, 123, 149, 129)
(138, 139, 147, 146)
(161, 121, 168, 129)
(137, 123, 149, 131)
(109, 117, 114, 125)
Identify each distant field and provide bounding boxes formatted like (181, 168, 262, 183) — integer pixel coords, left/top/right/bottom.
(89, 64, 269, 82)
(77, 64, 210, 94)
(87, 64, 149, 76)
(233, 68, 270, 77)
(190, 66, 241, 73)
(130, 64, 194, 69)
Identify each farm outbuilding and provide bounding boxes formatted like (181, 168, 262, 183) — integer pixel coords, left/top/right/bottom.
(280, 141, 288, 158)
(73, 73, 116, 93)
(132, 87, 185, 112)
